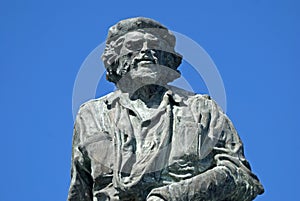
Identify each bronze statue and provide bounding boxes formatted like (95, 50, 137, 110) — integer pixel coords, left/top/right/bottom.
(68, 17, 264, 201)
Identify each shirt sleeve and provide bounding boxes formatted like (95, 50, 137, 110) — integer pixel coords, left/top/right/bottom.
(147, 96, 264, 201)
(67, 105, 93, 201)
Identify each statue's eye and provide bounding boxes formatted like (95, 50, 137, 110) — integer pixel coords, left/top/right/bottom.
(149, 42, 161, 50)
(147, 41, 160, 50)
(125, 40, 143, 51)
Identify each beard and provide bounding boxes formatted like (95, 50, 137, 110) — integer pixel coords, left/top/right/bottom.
(116, 51, 180, 87)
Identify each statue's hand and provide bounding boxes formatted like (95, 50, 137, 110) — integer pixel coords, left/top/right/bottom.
(146, 195, 165, 201)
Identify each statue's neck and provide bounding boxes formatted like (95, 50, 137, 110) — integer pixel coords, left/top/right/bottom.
(129, 85, 167, 108)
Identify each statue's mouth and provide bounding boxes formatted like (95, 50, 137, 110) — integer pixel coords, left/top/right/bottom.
(135, 58, 156, 66)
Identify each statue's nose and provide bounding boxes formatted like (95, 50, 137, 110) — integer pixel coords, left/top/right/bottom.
(140, 41, 151, 54)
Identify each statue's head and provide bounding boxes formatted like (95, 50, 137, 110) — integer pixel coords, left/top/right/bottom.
(101, 17, 182, 85)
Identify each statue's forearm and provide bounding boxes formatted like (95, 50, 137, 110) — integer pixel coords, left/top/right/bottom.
(147, 166, 235, 201)
(147, 165, 262, 201)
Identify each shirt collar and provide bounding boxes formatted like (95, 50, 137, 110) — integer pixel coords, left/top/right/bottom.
(104, 85, 190, 109)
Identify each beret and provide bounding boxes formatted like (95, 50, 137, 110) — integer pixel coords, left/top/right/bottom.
(105, 17, 176, 47)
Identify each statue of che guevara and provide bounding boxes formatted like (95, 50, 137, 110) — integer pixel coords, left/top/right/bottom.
(67, 17, 264, 201)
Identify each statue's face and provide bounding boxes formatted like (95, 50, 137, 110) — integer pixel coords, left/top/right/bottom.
(116, 31, 175, 87)
(119, 31, 172, 62)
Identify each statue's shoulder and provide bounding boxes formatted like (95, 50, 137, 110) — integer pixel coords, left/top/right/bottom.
(168, 85, 227, 115)
(168, 85, 212, 104)
(77, 91, 119, 114)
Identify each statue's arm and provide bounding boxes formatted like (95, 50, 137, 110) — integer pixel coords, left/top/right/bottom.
(148, 145, 263, 201)
(147, 166, 238, 201)
(67, 107, 93, 201)
(147, 97, 264, 201)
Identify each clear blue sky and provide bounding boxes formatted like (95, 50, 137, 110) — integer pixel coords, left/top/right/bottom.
(1, 0, 299, 200)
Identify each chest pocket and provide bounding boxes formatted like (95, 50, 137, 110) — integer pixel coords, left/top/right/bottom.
(169, 116, 200, 163)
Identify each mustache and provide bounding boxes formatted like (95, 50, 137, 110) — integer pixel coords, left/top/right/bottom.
(115, 49, 181, 72)
(132, 57, 158, 67)
(117, 50, 158, 68)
